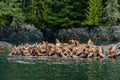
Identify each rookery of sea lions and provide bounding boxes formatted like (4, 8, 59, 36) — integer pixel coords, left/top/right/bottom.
(10, 39, 120, 59)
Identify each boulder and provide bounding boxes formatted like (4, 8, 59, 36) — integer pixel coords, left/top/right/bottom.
(0, 41, 13, 54)
(57, 27, 120, 45)
(103, 42, 120, 55)
(0, 24, 43, 45)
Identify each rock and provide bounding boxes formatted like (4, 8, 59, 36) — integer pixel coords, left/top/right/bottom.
(0, 25, 43, 45)
(0, 41, 13, 54)
(0, 25, 119, 45)
(41, 28, 59, 43)
(57, 27, 120, 45)
(8, 28, 43, 45)
(102, 42, 120, 55)
(20, 23, 36, 30)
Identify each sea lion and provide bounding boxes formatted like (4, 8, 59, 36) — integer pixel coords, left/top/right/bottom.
(87, 39, 94, 46)
(98, 45, 105, 58)
(107, 46, 116, 58)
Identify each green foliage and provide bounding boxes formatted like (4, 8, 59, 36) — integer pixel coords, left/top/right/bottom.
(47, 0, 88, 28)
(103, 0, 120, 26)
(0, 2, 12, 26)
(10, 8, 25, 27)
(21, 0, 50, 29)
(0, 0, 120, 28)
(47, 1, 71, 27)
(35, 0, 50, 29)
(0, 1, 25, 27)
(23, 0, 88, 28)
(23, 0, 38, 24)
(83, 0, 103, 26)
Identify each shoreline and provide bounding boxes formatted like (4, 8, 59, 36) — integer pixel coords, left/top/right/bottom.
(0, 25, 119, 45)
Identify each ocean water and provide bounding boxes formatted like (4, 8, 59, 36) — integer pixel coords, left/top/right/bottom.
(0, 53, 120, 80)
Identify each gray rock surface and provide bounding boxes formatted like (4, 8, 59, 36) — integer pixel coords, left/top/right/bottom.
(0, 25, 119, 45)
(0, 25, 43, 45)
(103, 42, 120, 55)
(0, 41, 13, 54)
(57, 27, 120, 45)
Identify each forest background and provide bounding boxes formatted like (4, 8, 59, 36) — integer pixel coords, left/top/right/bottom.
(0, 0, 120, 29)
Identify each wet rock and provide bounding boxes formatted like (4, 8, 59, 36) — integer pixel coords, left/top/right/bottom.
(0, 24, 43, 45)
(20, 23, 36, 30)
(57, 27, 120, 45)
(102, 42, 120, 55)
(41, 28, 59, 43)
(0, 25, 119, 45)
(0, 41, 13, 53)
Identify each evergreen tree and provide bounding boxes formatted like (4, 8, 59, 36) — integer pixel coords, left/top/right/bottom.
(35, 0, 50, 29)
(47, 0, 88, 28)
(84, 0, 103, 26)
(0, 1, 25, 27)
(103, 0, 120, 26)
(22, 0, 50, 29)
(23, 0, 38, 25)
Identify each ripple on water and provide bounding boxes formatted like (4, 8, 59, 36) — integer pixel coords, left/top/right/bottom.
(1, 56, 120, 80)
(15, 60, 35, 64)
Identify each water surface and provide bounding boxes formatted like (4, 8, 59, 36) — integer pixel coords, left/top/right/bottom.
(0, 53, 120, 80)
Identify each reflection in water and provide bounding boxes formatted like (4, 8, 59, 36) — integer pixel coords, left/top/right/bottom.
(0, 56, 120, 80)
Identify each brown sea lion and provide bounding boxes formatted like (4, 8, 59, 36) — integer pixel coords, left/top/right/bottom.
(107, 46, 116, 58)
(98, 45, 105, 58)
(87, 39, 94, 46)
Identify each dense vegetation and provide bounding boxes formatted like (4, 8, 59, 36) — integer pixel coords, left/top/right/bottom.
(0, 0, 120, 28)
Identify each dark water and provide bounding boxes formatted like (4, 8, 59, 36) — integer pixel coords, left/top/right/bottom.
(0, 53, 120, 80)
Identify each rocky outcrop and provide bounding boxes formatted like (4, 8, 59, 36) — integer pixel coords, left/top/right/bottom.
(103, 42, 120, 55)
(0, 41, 13, 54)
(0, 24, 43, 45)
(57, 26, 120, 45)
(0, 24, 119, 45)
